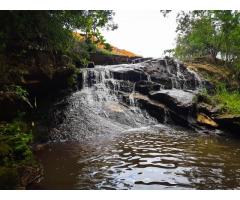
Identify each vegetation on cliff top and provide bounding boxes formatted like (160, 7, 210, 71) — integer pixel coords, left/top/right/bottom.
(162, 10, 240, 116)
(73, 32, 138, 58)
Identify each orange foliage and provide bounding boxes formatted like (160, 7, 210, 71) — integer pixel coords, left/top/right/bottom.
(73, 32, 138, 57)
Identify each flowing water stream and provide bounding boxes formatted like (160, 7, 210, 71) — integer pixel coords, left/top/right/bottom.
(31, 61, 240, 190)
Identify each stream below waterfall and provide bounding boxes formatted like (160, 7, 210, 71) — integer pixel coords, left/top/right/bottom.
(30, 61, 240, 190)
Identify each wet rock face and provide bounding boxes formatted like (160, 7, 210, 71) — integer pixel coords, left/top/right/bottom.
(87, 62, 95, 68)
(48, 57, 208, 140)
(150, 76, 173, 89)
(135, 81, 161, 95)
(214, 114, 240, 134)
(77, 58, 204, 127)
(106, 57, 203, 91)
(111, 69, 148, 82)
(149, 89, 197, 118)
(137, 98, 166, 123)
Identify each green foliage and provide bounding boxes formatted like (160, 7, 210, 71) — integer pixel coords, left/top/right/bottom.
(67, 73, 78, 87)
(162, 11, 240, 111)
(13, 85, 28, 98)
(97, 48, 114, 56)
(0, 11, 70, 54)
(0, 10, 118, 92)
(104, 43, 113, 52)
(4, 85, 33, 108)
(80, 58, 89, 67)
(0, 120, 33, 166)
(213, 84, 240, 115)
(79, 10, 118, 43)
(0, 10, 117, 57)
(165, 10, 240, 68)
(199, 84, 240, 115)
(71, 39, 91, 67)
(176, 16, 220, 60)
(0, 120, 34, 188)
(85, 39, 97, 52)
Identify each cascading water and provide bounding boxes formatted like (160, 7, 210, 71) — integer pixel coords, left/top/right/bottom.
(47, 58, 205, 142)
(48, 63, 162, 142)
(31, 58, 240, 190)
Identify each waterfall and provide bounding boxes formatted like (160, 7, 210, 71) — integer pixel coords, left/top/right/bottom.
(187, 68, 203, 90)
(48, 58, 204, 142)
(129, 82, 136, 109)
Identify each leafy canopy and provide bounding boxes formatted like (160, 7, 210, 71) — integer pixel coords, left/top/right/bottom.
(162, 10, 240, 67)
(0, 10, 117, 55)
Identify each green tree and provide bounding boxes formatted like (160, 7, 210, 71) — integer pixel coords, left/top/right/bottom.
(162, 10, 240, 66)
(0, 10, 117, 56)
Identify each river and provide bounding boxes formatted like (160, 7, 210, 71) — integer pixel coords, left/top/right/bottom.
(30, 60, 240, 189)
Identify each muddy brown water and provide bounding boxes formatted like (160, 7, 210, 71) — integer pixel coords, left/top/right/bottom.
(30, 124, 240, 190)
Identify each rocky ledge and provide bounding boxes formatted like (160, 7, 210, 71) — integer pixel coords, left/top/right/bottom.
(82, 57, 239, 135)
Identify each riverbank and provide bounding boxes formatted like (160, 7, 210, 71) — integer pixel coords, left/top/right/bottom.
(185, 59, 240, 134)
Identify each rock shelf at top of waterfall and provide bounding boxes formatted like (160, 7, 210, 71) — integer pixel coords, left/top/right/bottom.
(96, 57, 204, 91)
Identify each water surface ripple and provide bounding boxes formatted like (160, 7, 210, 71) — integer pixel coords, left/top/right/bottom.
(32, 125, 240, 190)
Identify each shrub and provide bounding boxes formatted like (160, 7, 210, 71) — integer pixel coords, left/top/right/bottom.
(0, 120, 33, 166)
(199, 83, 240, 115)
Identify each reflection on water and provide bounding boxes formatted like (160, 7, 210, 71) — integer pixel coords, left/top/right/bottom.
(31, 125, 240, 190)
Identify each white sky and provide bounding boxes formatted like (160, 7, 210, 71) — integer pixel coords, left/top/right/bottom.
(101, 10, 177, 58)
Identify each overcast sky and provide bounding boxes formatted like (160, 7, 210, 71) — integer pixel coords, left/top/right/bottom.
(101, 10, 177, 58)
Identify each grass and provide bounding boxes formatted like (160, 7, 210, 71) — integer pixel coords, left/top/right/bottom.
(213, 86, 240, 115)
(199, 84, 240, 115)
(187, 60, 240, 115)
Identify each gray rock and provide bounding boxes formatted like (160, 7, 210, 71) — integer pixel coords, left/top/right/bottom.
(135, 81, 161, 95)
(87, 62, 95, 68)
(111, 69, 148, 82)
(149, 89, 197, 118)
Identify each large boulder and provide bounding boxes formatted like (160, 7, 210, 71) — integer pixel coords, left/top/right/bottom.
(141, 59, 202, 90)
(134, 93, 192, 126)
(149, 89, 197, 118)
